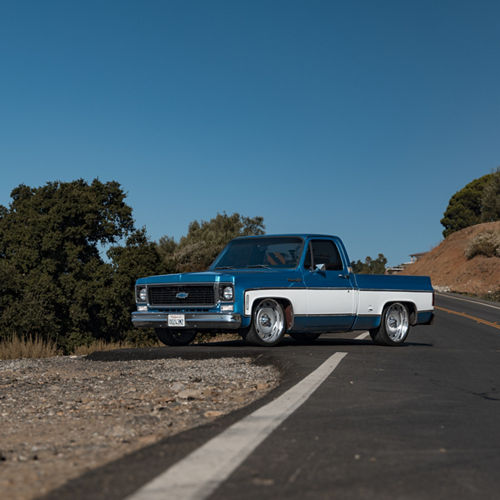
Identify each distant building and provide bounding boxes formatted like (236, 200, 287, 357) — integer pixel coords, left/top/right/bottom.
(386, 251, 428, 274)
(409, 252, 428, 263)
(385, 265, 405, 275)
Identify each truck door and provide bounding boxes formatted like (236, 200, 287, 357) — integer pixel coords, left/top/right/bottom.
(302, 239, 356, 331)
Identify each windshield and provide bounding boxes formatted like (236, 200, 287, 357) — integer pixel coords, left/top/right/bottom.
(213, 237, 304, 269)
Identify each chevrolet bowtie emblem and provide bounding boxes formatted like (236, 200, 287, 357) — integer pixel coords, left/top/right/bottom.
(176, 292, 189, 299)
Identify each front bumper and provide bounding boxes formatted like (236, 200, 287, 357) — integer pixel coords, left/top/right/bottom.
(131, 311, 242, 330)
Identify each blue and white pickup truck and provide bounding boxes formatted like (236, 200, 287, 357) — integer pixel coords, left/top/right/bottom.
(132, 235, 434, 347)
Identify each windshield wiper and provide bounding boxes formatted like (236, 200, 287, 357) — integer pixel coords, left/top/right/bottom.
(215, 266, 236, 270)
(245, 264, 272, 269)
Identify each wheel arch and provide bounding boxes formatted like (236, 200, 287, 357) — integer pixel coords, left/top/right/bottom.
(380, 301, 417, 325)
(249, 296, 295, 331)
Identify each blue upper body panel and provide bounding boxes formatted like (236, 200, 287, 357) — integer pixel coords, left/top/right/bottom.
(136, 234, 432, 293)
(137, 268, 303, 287)
(353, 274, 433, 292)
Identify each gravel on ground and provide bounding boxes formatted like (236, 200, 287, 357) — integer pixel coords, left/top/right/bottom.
(0, 355, 280, 500)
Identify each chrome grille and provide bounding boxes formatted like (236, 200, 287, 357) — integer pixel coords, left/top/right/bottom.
(148, 285, 215, 306)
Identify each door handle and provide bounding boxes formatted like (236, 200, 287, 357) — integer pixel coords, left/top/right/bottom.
(338, 273, 350, 279)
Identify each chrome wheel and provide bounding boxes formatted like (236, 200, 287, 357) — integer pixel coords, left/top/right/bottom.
(384, 303, 409, 342)
(254, 299, 285, 344)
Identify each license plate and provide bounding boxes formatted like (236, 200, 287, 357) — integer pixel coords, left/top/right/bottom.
(168, 314, 185, 327)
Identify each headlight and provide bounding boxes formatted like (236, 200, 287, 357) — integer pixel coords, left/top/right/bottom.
(222, 285, 234, 301)
(137, 286, 148, 302)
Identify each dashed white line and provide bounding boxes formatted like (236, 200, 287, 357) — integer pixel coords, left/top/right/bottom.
(127, 352, 348, 500)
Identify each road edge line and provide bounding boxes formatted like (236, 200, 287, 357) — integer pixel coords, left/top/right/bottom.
(436, 292, 500, 310)
(126, 352, 348, 500)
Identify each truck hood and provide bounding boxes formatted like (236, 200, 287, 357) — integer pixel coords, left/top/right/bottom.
(136, 268, 303, 286)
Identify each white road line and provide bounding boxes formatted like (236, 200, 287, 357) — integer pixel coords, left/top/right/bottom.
(127, 352, 348, 500)
(355, 331, 371, 340)
(436, 292, 500, 310)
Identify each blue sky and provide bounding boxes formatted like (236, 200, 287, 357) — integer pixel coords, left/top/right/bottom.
(1, 0, 498, 265)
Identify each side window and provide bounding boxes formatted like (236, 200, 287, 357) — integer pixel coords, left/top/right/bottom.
(307, 240, 343, 271)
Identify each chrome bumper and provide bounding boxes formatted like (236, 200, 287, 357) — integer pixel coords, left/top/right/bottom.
(131, 312, 242, 330)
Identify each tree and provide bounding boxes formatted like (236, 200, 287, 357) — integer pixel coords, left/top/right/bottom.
(107, 228, 162, 344)
(351, 254, 387, 274)
(158, 213, 265, 273)
(481, 167, 500, 222)
(441, 172, 496, 237)
(0, 179, 162, 351)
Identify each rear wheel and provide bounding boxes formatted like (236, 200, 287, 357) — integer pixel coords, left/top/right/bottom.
(245, 299, 285, 346)
(155, 328, 197, 346)
(370, 303, 410, 346)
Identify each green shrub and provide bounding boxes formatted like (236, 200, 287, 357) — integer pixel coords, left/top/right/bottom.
(465, 230, 500, 259)
(0, 179, 162, 353)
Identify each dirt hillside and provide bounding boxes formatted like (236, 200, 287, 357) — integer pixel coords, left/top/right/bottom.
(401, 221, 500, 296)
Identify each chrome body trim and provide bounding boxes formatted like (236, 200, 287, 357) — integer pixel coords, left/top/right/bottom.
(131, 312, 242, 330)
(357, 288, 431, 293)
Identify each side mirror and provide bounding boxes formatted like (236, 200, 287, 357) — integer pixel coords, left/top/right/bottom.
(314, 263, 326, 272)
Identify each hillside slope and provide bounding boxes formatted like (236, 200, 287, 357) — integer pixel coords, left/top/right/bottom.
(402, 221, 500, 296)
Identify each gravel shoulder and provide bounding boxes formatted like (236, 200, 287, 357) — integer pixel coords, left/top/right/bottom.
(0, 355, 280, 500)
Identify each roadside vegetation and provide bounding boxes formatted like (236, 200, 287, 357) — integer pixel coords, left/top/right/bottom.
(157, 212, 265, 273)
(402, 168, 499, 301)
(0, 334, 242, 360)
(441, 167, 500, 237)
(0, 179, 162, 354)
(0, 335, 156, 360)
(465, 230, 500, 259)
(0, 335, 60, 360)
(0, 179, 264, 357)
(351, 253, 387, 274)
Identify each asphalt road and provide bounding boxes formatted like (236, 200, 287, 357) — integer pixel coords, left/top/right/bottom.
(44, 293, 500, 500)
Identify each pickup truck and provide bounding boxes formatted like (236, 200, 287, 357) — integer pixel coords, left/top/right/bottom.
(132, 234, 434, 347)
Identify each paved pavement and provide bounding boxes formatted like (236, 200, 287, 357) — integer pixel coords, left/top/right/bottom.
(44, 294, 500, 500)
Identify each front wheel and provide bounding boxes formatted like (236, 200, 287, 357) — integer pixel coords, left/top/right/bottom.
(156, 328, 197, 346)
(245, 299, 286, 346)
(370, 303, 410, 346)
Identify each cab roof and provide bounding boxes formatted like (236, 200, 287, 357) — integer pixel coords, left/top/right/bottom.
(232, 234, 340, 240)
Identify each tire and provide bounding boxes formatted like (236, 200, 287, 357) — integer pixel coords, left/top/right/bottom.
(370, 303, 410, 346)
(155, 328, 197, 346)
(289, 332, 321, 344)
(245, 299, 286, 346)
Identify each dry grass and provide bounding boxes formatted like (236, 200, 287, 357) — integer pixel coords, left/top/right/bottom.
(0, 336, 61, 360)
(0, 337, 147, 360)
(465, 230, 500, 259)
(194, 333, 240, 344)
(72, 340, 141, 356)
(0, 333, 242, 361)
